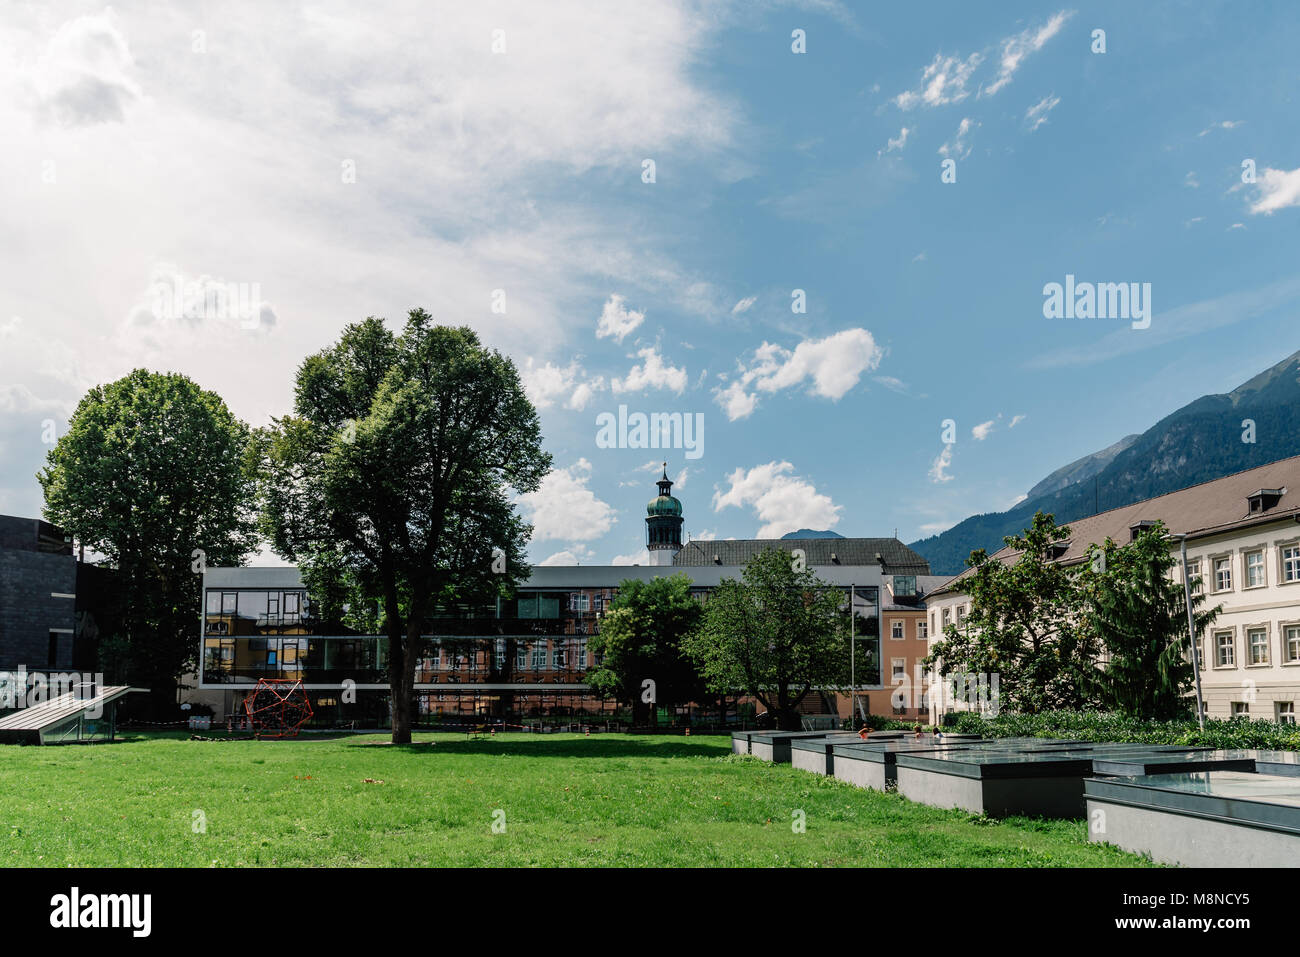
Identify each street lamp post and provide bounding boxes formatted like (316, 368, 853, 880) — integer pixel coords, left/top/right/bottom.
(1174, 533, 1206, 730)
(849, 583, 855, 725)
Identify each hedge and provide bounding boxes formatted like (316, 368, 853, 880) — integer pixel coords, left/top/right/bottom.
(945, 709, 1300, 751)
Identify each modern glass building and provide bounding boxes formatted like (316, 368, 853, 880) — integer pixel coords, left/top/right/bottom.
(190, 475, 929, 727)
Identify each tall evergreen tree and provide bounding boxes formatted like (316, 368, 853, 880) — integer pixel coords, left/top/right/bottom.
(1080, 522, 1221, 720)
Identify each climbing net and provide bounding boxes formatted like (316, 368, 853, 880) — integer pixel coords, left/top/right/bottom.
(243, 679, 313, 738)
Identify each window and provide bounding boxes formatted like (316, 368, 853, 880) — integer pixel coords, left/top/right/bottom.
(893, 576, 917, 597)
(941, 607, 951, 627)
(552, 644, 566, 670)
(572, 639, 586, 670)
(1284, 545, 1300, 583)
(516, 643, 528, 670)
(1184, 559, 1202, 593)
(1214, 557, 1233, 592)
(1277, 702, 1296, 725)
(531, 642, 546, 670)
(569, 593, 590, 612)
(1231, 701, 1250, 718)
(1286, 626, 1300, 663)
(431, 647, 442, 670)
(891, 658, 906, 679)
(1249, 628, 1270, 666)
(956, 605, 967, 623)
(494, 639, 506, 669)
(1215, 632, 1236, 667)
(918, 620, 928, 640)
(1246, 551, 1266, 588)
(890, 620, 905, 640)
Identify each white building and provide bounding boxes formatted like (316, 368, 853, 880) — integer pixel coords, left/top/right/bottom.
(925, 455, 1300, 723)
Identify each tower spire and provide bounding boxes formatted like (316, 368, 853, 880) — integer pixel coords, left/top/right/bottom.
(646, 462, 683, 565)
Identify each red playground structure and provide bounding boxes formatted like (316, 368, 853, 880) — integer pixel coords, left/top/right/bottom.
(243, 679, 313, 738)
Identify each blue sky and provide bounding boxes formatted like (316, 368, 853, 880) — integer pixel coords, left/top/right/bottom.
(2, 1, 1299, 566)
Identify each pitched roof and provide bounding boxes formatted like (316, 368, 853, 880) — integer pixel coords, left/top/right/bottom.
(672, 537, 930, 570)
(929, 454, 1300, 596)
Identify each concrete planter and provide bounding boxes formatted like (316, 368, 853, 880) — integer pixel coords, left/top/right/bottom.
(1085, 771, 1300, 867)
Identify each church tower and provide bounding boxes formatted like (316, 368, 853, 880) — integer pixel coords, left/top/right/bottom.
(646, 463, 684, 566)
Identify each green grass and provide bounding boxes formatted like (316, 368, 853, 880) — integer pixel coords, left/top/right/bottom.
(0, 732, 1154, 867)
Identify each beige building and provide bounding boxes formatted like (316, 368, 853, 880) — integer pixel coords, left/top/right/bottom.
(925, 455, 1300, 724)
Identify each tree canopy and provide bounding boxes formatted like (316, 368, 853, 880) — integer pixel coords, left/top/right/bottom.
(259, 311, 550, 742)
(683, 548, 847, 731)
(39, 369, 259, 704)
(925, 511, 1100, 715)
(585, 574, 706, 726)
(1078, 521, 1220, 720)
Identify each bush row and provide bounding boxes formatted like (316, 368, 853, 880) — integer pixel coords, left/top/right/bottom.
(945, 709, 1300, 751)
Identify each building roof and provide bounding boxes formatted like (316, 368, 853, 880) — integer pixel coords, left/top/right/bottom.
(929, 454, 1300, 597)
(671, 537, 929, 570)
(0, 515, 71, 555)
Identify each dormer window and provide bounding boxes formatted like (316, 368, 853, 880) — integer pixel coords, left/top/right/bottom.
(1129, 520, 1159, 541)
(1247, 488, 1284, 514)
(1045, 540, 1070, 560)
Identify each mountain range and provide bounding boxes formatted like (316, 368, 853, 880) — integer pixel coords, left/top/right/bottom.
(910, 347, 1300, 575)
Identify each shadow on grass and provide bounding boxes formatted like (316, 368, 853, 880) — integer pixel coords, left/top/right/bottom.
(105, 729, 730, 759)
(351, 736, 727, 760)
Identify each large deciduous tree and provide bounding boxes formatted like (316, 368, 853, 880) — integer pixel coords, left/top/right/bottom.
(683, 548, 847, 731)
(925, 511, 1100, 715)
(585, 574, 706, 727)
(260, 311, 550, 743)
(1079, 522, 1221, 720)
(38, 369, 259, 708)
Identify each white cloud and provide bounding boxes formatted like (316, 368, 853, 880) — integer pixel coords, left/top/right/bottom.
(517, 459, 617, 542)
(873, 375, 909, 394)
(1250, 166, 1300, 215)
(929, 444, 954, 483)
(982, 11, 1074, 97)
(1184, 170, 1199, 189)
(520, 357, 605, 411)
(714, 379, 757, 421)
(539, 545, 594, 566)
(1009, 414, 1026, 428)
(938, 117, 976, 159)
(1025, 94, 1060, 131)
(27, 9, 141, 127)
(731, 296, 757, 314)
(879, 126, 910, 155)
(0, 2, 745, 515)
(712, 461, 841, 539)
(595, 294, 645, 343)
(611, 345, 688, 394)
(895, 52, 983, 109)
(1198, 120, 1241, 137)
(971, 419, 996, 441)
(714, 328, 883, 421)
(610, 550, 647, 565)
(895, 11, 1071, 110)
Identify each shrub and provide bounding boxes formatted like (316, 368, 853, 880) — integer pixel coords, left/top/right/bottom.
(945, 709, 1300, 751)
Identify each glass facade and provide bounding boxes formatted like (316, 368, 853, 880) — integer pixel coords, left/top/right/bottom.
(200, 580, 884, 719)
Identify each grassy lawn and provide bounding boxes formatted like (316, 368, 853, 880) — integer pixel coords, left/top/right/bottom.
(0, 732, 1154, 867)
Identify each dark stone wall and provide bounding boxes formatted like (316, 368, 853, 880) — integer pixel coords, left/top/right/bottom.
(0, 518, 77, 670)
